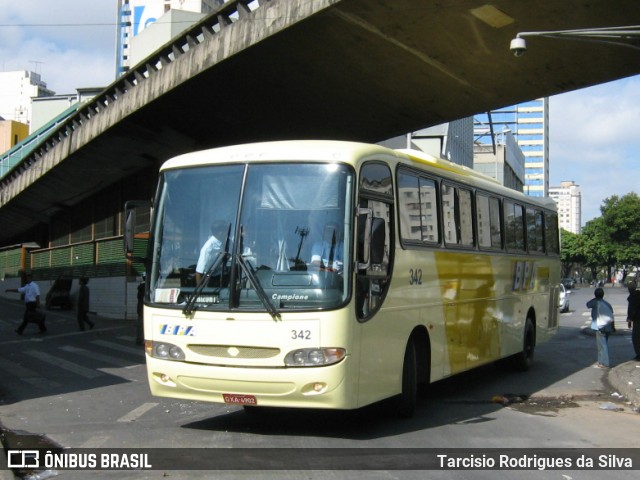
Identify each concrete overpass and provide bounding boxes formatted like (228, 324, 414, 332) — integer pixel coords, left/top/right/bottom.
(1, 0, 640, 246)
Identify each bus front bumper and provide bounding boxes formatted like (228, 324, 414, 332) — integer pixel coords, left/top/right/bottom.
(146, 356, 354, 409)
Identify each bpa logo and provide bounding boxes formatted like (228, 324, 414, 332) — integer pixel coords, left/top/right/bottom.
(7, 450, 39, 468)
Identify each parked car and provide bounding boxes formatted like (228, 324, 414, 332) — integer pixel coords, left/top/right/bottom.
(558, 283, 570, 313)
(45, 275, 73, 309)
(561, 278, 576, 290)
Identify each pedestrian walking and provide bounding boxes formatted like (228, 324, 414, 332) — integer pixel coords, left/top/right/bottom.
(6, 273, 46, 335)
(587, 287, 615, 368)
(77, 277, 94, 331)
(626, 280, 640, 361)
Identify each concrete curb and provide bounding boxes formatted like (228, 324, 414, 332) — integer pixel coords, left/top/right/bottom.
(608, 361, 640, 409)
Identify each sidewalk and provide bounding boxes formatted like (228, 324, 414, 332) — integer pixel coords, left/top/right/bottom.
(580, 283, 640, 409)
(608, 360, 640, 409)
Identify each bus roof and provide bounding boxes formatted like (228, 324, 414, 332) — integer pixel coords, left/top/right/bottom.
(160, 140, 400, 170)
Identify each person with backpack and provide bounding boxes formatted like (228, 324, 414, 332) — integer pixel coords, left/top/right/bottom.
(587, 287, 615, 369)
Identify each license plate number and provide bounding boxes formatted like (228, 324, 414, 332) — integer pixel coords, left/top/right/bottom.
(223, 393, 257, 405)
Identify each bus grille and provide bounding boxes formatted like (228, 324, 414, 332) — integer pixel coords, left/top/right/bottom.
(188, 344, 280, 359)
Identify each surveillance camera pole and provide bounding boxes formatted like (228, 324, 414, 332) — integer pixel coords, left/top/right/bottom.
(510, 25, 640, 54)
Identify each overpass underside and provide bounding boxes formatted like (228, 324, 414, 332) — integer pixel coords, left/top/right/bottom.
(1, 0, 640, 246)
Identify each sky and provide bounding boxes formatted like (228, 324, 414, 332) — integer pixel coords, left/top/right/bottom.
(1, 0, 639, 227)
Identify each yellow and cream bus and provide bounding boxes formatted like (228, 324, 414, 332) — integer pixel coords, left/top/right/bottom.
(125, 140, 560, 417)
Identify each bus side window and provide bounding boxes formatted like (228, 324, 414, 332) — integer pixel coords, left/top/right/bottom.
(504, 200, 525, 252)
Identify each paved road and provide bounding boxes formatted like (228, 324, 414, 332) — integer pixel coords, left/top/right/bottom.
(1, 285, 639, 480)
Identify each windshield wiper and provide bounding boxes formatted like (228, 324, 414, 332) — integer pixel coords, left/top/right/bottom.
(182, 250, 227, 316)
(235, 253, 281, 321)
(183, 224, 232, 317)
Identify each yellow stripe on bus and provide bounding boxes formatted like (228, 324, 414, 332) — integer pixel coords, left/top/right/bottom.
(435, 251, 501, 375)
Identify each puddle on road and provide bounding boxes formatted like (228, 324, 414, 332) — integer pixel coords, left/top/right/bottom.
(507, 395, 581, 415)
(0, 425, 63, 478)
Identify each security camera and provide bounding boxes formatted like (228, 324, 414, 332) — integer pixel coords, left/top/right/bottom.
(510, 37, 527, 57)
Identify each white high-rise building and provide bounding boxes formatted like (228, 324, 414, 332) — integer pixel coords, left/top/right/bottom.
(0, 71, 55, 126)
(116, 0, 224, 75)
(549, 181, 581, 233)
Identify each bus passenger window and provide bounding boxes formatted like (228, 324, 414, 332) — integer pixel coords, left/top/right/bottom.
(442, 184, 474, 247)
(504, 201, 525, 251)
(545, 211, 560, 254)
(526, 208, 545, 253)
(477, 194, 502, 249)
(398, 172, 421, 242)
(398, 171, 439, 245)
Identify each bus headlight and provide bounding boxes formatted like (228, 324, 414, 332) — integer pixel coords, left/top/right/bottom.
(149, 341, 185, 361)
(284, 348, 346, 367)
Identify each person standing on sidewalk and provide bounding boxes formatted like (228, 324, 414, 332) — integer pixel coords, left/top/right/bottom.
(77, 277, 95, 331)
(6, 273, 46, 335)
(626, 280, 640, 361)
(587, 287, 615, 369)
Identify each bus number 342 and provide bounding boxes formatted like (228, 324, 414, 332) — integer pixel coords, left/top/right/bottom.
(409, 268, 423, 285)
(292, 330, 312, 340)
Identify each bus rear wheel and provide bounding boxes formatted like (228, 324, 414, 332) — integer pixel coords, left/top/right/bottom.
(393, 339, 417, 418)
(512, 318, 535, 371)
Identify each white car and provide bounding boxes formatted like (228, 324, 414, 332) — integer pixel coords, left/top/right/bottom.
(558, 283, 570, 313)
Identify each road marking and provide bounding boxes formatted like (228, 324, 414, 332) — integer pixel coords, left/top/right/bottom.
(0, 357, 62, 389)
(80, 435, 110, 448)
(117, 402, 158, 422)
(91, 339, 145, 357)
(59, 345, 136, 368)
(26, 350, 104, 379)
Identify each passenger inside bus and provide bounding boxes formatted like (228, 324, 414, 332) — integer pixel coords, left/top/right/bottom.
(195, 220, 230, 283)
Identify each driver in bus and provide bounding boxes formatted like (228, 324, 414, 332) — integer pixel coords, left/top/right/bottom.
(310, 222, 344, 273)
(195, 220, 229, 283)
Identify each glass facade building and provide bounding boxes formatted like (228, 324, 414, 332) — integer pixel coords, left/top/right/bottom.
(474, 98, 549, 197)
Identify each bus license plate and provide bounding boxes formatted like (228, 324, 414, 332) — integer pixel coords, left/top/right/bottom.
(223, 393, 257, 405)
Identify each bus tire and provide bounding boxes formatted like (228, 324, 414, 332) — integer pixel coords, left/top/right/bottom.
(512, 318, 535, 372)
(394, 339, 417, 418)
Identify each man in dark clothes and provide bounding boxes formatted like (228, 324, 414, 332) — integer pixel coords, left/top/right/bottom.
(626, 280, 640, 360)
(77, 277, 95, 331)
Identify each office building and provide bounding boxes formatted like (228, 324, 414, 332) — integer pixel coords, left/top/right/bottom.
(381, 118, 474, 168)
(549, 181, 581, 233)
(475, 98, 549, 197)
(473, 130, 525, 192)
(116, 0, 224, 75)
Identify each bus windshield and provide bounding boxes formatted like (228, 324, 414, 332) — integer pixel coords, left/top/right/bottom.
(149, 162, 354, 313)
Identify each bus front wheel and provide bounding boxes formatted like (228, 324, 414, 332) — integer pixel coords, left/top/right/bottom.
(393, 339, 417, 418)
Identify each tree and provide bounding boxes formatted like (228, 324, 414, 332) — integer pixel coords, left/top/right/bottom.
(579, 217, 616, 282)
(560, 229, 583, 278)
(600, 192, 640, 272)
